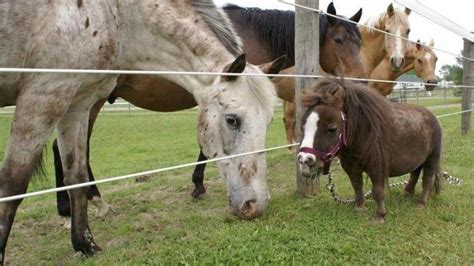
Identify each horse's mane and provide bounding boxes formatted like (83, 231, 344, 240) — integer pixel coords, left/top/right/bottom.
(365, 8, 410, 34)
(302, 79, 394, 176)
(192, 0, 243, 56)
(223, 4, 295, 65)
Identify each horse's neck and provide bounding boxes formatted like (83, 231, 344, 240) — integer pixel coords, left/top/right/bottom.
(359, 25, 386, 76)
(118, 1, 236, 92)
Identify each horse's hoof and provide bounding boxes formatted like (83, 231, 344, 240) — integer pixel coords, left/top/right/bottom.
(403, 190, 414, 198)
(191, 185, 206, 199)
(73, 237, 102, 257)
(372, 216, 385, 225)
(416, 202, 426, 209)
(63, 219, 72, 229)
(90, 197, 111, 218)
(288, 146, 297, 154)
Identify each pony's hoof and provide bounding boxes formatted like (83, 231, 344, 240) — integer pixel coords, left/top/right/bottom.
(288, 146, 297, 154)
(372, 216, 385, 225)
(191, 185, 206, 199)
(403, 190, 414, 198)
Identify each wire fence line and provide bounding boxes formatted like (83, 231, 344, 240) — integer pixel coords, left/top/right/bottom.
(277, 0, 474, 62)
(0, 67, 473, 90)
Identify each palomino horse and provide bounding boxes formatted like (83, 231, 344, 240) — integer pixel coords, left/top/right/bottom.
(0, 0, 284, 261)
(53, 3, 366, 218)
(298, 79, 442, 224)
(369, 40, 438, 95)
(360, 3, 412, 77)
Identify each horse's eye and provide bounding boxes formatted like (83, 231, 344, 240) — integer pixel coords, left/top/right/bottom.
(328, 126, 338, 133)
(225, 114, 241, 129)
(406, 29, 411, 35)
(334, 37, 343, 44)
(417, 59, 423, 64)
(435, 57, 438, 62)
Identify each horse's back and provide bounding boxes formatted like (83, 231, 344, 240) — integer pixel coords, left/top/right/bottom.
(388, 103, 442, 176)
(0, 1, 120, 106)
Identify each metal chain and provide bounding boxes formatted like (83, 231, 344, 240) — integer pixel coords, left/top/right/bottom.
(324, 172, 461, 204)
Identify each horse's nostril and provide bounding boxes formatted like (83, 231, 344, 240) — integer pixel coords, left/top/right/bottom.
(305, 156, 315, 165)
(241, 199, 257, 219)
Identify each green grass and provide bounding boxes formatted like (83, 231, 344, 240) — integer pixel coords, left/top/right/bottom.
(0, 105, 473, 265)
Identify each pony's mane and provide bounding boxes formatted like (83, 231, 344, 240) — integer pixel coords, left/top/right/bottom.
(223, 4, 295, 65)
(192, 0, 243, 56)
(364, 8, 410, 34)
(303, 79, 394, 176)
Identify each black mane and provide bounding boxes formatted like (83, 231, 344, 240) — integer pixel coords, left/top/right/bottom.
(224, 5, 295, 65)
(224, 5, 362, 66)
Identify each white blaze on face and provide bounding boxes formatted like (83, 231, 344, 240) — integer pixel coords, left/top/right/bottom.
(298, 111, 319, 166)
(395, 27, 403, 58)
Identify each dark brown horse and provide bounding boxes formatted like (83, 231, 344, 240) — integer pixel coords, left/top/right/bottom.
(54, 3, 366, 218)
(297, 79, 442, 224)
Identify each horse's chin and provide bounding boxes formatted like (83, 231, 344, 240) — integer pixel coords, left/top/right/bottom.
(425, 84, 436, 91)
(300, 165, 321, 180)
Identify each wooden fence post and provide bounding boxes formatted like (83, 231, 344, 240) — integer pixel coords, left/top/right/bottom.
(295, 0, 320, 196)
(462, 37, 473, 134)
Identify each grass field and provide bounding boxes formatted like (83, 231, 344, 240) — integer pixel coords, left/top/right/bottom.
(0, 105, 473, 265)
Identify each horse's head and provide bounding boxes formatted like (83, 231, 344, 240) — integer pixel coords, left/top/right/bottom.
(382, 4, 411, 71)
(414, 40, 438, 91)
(321, 3, 365, 79)
(194, 54, 285, 220)
(297, 80, 346, 178)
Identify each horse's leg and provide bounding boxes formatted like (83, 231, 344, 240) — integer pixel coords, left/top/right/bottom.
(282, 101, 296, 152)
(369, 175, 386, 224)
(57, 110, 100, 255)
(0, 84, 72, 263)
(54, 99, 109, 218)
(53, 139, 72, 217)
(404, 166, 422, 198)
(191, 150, 207, 198)
(348, 172, 366, 211)
(85, 99, 110, 217)
(416, 165, 436, 208)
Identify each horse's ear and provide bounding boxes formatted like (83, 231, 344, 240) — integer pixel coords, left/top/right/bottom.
(387, 3, 395, 17)
(258, 55, 287, 78)
(405, 8, 411, 15)
(429, 39, 435, 47)
(327, 2, 337, 25)
(416, 40, 422, 51)
(350, 8, 363, 23)
(223, 54, 247, 82)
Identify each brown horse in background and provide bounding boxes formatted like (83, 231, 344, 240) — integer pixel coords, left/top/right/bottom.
(297, 79, 442, 224)
(369, 40, 438, 95)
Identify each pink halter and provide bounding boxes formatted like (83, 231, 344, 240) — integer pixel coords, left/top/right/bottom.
(299, 112, 347, 175)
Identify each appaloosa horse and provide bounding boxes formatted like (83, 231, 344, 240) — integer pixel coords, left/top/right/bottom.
(53, 2, 366, 218)
(369, 40, 438, 95)
(297, 79, 442, 224)
(0, 0, 284, 261)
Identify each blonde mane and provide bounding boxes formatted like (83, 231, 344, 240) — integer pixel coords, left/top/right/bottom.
(364, 8, 410, 34)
